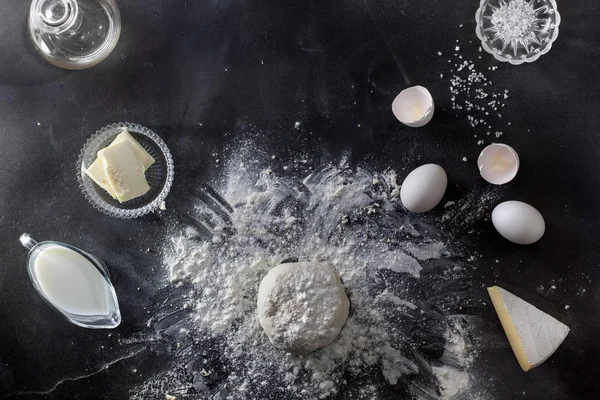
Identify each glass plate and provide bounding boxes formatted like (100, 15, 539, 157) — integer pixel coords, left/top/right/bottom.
(77, 122, 174, 219)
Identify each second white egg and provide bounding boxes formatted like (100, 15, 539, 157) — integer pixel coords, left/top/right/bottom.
(400, 164, 447, 213)
(492, 201, 545, 245)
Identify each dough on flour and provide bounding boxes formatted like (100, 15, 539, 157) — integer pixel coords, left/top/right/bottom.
(257, 262, 350, 355)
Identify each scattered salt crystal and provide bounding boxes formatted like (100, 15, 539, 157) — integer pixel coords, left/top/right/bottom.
(441, 44, 513, 145)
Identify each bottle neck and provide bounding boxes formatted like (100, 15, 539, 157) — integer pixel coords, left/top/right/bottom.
(30, 0, 80, 35)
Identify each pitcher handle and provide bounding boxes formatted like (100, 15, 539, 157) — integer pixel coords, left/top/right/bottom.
(20, 233, 39, 251)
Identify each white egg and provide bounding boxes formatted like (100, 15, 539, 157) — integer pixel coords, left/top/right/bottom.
(492, 201, 545, 245)
(400, 164, 447, 213)
(392, 86, 435, 128)
(478, 143, 520, 185)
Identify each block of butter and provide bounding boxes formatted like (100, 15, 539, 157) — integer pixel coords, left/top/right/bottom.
(487, 286, 569, 371)
(100, 140, 150, 203)
(110, 130, 155, 169)
(85, 129, 155, 203)
(86, 158, 118, 199)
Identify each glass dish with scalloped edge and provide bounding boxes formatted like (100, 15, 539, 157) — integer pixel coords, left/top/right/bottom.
(77, 122, 174, 219)
(476, 0, 560, 65)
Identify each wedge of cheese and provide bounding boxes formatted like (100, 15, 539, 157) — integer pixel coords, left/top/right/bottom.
(100, 140, 150, 203)
(488, 286, 569, 371)
(110, 129, 155, 169)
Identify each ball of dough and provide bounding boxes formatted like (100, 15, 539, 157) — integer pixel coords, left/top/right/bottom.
(257, 262, 350, 355)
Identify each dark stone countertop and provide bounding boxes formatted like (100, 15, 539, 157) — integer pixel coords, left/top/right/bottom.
(0, 0, 599, 398)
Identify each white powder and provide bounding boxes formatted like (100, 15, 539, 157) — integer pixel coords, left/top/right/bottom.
(133, 146, 486, 399)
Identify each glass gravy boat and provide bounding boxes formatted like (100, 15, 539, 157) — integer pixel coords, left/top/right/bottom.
(20, 233, 121, 329)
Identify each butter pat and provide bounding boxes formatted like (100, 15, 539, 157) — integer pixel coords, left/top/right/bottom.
(85, 129, 155, 203)
(487, 286, 569, 371)
(100, 140, 150, 203)
(110, 129, 155, 170)
(85, 158, 117, 199)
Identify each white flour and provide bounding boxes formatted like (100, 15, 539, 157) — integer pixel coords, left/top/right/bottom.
(129, 141, 492, 399)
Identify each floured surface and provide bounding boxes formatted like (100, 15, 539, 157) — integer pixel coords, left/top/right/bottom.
(129, 144, 498, 399)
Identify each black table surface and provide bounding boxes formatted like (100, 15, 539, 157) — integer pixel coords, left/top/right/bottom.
(1, 0, 599, 399)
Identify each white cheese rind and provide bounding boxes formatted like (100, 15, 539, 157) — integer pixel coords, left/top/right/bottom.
(488, 286, 569, 371)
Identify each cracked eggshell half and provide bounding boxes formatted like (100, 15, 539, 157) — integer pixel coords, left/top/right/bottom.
(392, 85, 435, 128)
(478, 143, 520, 185)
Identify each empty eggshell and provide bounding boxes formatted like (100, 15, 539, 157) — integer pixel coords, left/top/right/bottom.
(392, 86, 435, 128)
(400, 164, 447, 213)
(478, 143, 520, 185)
(492, 201, 545, 245)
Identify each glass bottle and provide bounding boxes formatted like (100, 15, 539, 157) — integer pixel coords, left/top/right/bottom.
(28, 0, 121, 70)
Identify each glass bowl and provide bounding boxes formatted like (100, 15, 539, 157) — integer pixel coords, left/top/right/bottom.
(475, 0, 561, 65)
(77, 122, 174, 219)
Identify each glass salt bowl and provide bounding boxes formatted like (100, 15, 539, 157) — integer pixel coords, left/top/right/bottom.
(475, 0, 561, 65)
(29, 0, 121, 70)
(78, 122, 175, 219)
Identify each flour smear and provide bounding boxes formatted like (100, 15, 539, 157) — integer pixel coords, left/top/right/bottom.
(131, 143, 495, 400)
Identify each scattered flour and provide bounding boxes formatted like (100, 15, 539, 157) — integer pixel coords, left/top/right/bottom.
(130, 149, 488, 399)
